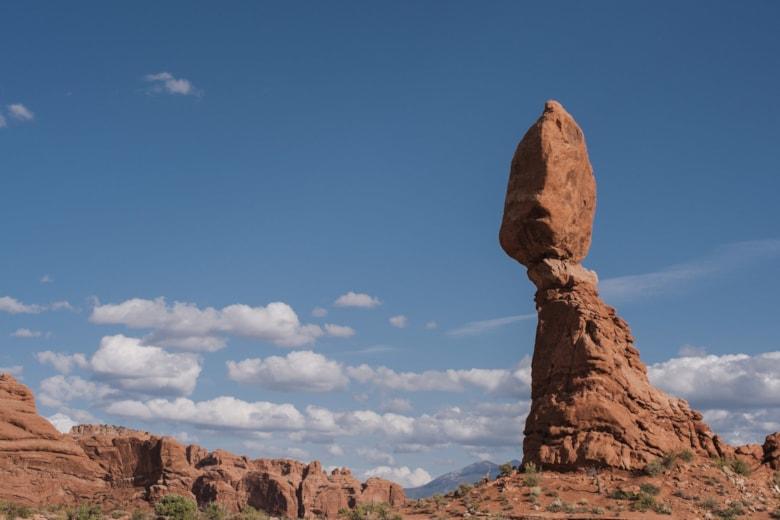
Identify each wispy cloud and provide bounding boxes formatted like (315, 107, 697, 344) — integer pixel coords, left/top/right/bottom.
(600, 239, 780, 303)
(0, 365, 23, 377)
(0, 296, 44, 314)
(447, 313, 535, 337)
(144, 72, 200, 96)
(11, 328, 45, 339)
(8, 103, 34, 121)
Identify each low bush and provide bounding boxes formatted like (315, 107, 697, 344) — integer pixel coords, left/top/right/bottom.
(200, 503, 226, 520)
(231, 507, 269, 520)
(639, 483, 660, 496)
(677, 449, 694, 462)
(453, 484, 472, 498)
(338, 503, 400, 520)
(522, 462, 538, 474)
(608, 489, 639, 501)
(155, 495, 197, 520)
(630, 493, 656, 512)
(522, 474, 539, 487)
(0, 502, 33, 520)
(498, 462, 514, 477)
(67, 504, 102, 520)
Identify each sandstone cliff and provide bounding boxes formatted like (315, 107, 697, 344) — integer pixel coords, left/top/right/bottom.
(0, 374, 404, 518)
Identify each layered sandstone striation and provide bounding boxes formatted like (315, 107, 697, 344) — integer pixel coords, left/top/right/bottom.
(499, 101, 729, 470)
(0, 374, 404, 518)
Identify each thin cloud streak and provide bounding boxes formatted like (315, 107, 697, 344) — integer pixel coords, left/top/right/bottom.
(447, 314, 535, 337)
(600, 239, 780, 303)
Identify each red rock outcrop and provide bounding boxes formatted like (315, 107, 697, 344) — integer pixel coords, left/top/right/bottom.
(0, 374, 404, 518)
(763, 432, 780, 470)
(499, 101, 729, 470)
(0, 374, 107, 504)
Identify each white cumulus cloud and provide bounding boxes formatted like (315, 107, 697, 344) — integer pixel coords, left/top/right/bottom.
(346, 357, 532, 397)
(47, 413, 77, 433)
(0, 296, 43, 314)
(8, 103, 34, 121)
(90, 335, 202, 396)
(145, 72, 199, 96)
(389, 315, 408, 328)
(324, 324, 356, 338)
(364, 466, 432, 488)
(227, 351, 349, 392)
(334, 292, 381, 309)
(648, 351, 780, 409)
(106, 396, 305, 431)
(38, 375, 116, 408)
(36, 351, 89, 374)
(90, 297, 324, 350)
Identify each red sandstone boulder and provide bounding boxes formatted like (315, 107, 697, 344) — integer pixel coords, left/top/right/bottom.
(500, 100, 596, 266)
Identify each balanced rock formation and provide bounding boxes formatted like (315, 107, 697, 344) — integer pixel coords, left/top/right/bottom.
(499, 101, 728, 470)
(0, 374, 404, 518)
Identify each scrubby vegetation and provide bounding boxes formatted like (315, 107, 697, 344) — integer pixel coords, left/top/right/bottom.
(0, 502, 32, 520)
(338, 502, 400, 520)
(498, 462, 513, 477)
(714, 457, 752, 476)
(67, 504, 102, 520)
(155, 495, 198, 520)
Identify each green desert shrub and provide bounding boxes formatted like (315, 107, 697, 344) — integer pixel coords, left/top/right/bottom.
(643, 459, 665, 476)
(639, 483, 660, 496)
(522, 462, 538, 474)
(67, 504, 102, 520)
(0, 502, 33, 520)
(729, 458, 751, 476)
(677, 449, 694, 462)
(154, 495, 197, 520)
(630, 493, 656, 512)
(608, 489, 639, 501)
(231, 506, 269, 520)
(338, 503, 400, 520)
(200, 503, 226, 520)
(498, 462, 513, 477)
(453, 484, 472, 498)
(522, 474, 540, 487)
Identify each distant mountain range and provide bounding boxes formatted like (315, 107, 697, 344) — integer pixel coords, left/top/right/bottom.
(404, 459, 521, 499)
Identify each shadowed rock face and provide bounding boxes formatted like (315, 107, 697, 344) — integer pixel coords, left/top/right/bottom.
(0, 374, 404, 518)
(500, 101, 730, 470)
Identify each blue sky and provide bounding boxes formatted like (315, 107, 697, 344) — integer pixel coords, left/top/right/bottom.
(2, 1, 779, 487)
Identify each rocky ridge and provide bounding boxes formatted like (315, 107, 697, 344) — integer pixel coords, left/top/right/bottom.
(0, 374, 404, 519)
